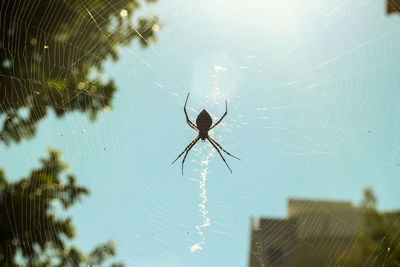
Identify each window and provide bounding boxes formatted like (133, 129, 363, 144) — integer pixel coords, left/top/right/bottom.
(267, 247, 283, 264)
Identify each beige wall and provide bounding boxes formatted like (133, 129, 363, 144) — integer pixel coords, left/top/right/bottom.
(249, 199, 363, 267)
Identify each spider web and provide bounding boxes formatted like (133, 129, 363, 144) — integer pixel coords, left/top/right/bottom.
(1, 0, 400, 266)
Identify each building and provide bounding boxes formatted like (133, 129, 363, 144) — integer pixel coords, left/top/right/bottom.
(387, 0, 400, 14)
(249, 199, 363, 267)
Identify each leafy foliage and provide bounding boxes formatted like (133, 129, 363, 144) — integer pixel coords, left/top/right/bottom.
(339, 188, 400, 266)
(0, 149, 123, 266)
(0, 0, 159, 144)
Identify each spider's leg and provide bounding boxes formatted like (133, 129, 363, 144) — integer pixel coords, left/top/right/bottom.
(207, 137, 233, 174)
(181, 136, 200, 175)
(172, 136, 199, 165)
(208, 136, 241, 160)
(209, 99, 227, 130)
(184, 93, 198, 132)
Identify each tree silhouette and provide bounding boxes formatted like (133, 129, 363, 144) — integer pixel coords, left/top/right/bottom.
(0, 0, 160, 264)
(0, 149, 124, 266)
(338, 188, 400, 266)
(0, 0, 159, 145)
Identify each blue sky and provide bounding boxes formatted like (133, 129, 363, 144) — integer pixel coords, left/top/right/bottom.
(2, 0, 400, 266)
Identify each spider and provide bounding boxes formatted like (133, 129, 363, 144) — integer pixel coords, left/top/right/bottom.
(172, 93, 240, 175)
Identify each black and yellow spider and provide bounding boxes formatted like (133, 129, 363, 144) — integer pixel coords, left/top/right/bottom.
(172, 93, 240, 175)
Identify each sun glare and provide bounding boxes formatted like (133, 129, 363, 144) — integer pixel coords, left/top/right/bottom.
(215, 0, 303, 37)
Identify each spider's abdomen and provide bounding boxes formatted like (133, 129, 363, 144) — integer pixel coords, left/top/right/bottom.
(196, 109, 212, 131)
